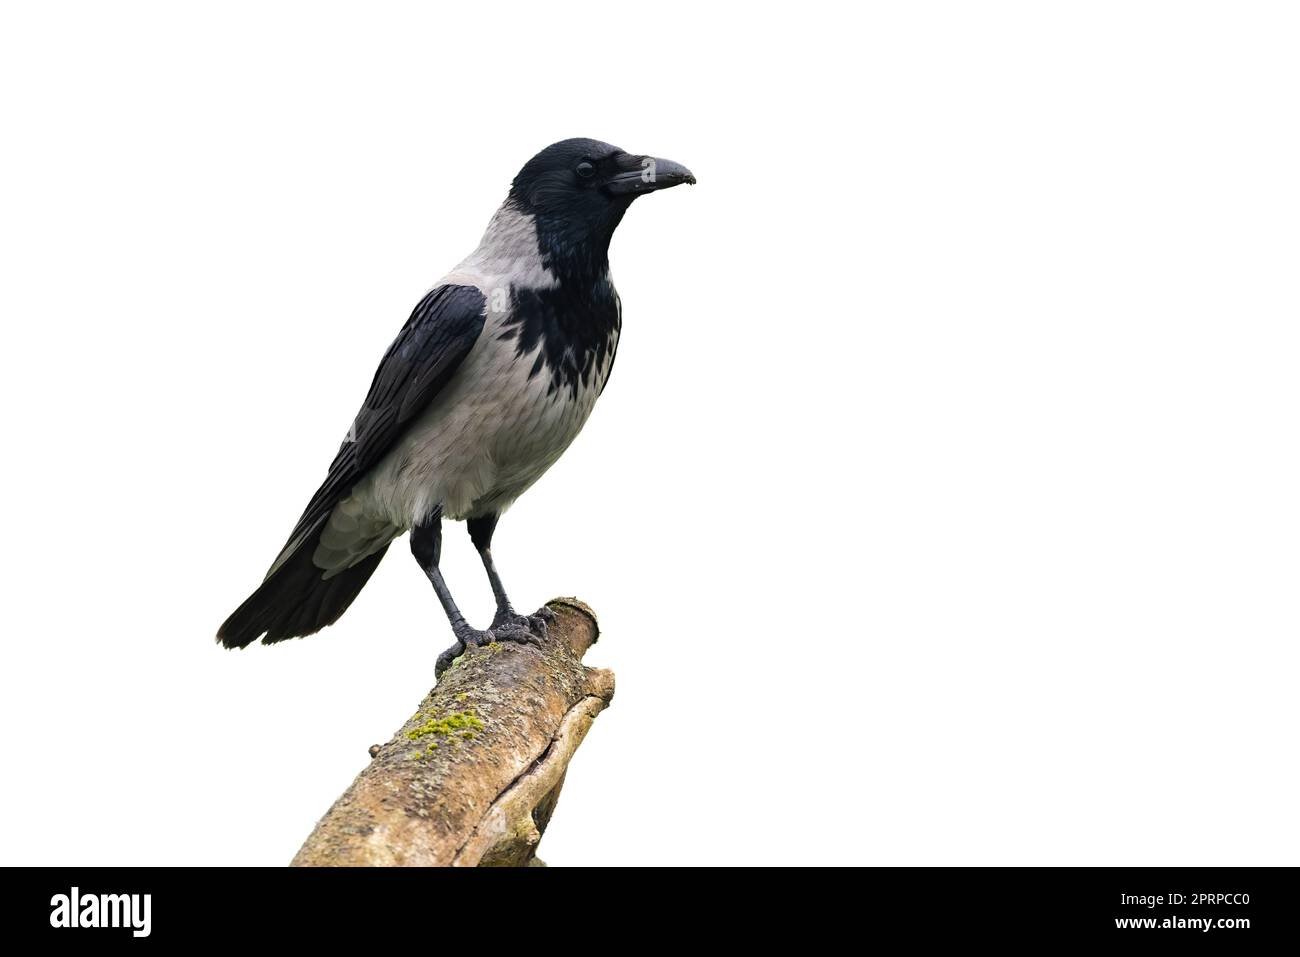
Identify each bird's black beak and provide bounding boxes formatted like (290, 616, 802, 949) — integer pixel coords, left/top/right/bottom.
(604, 154, 697, 196)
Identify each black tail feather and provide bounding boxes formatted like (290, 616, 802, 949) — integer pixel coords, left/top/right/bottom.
(217, 536, 388, 649)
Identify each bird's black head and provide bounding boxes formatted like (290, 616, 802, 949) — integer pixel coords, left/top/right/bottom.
(508, 138, 695, 274)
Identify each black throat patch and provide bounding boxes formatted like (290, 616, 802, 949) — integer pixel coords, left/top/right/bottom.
(496, 206, 625, 400)
(498, 275, 621, 400)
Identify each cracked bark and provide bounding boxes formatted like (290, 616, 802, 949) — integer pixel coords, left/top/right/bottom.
(290, 598, 612, 867)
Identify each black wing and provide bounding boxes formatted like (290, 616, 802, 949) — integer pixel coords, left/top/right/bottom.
(269, 283, 486, 572)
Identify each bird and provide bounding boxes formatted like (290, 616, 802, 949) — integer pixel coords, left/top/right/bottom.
(218, 138, 695, 675)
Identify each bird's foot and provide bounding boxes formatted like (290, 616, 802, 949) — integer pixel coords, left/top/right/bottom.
(434, 638, 468, 678)
(490, 605, 553, 640)
(435, 618, 547, 678)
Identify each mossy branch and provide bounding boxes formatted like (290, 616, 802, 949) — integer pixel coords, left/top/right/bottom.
(290, 598, 612, 867)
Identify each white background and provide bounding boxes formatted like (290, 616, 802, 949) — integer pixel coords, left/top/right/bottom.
(1, 2, 1297, 866)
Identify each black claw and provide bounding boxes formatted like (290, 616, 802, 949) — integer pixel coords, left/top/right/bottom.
(492, 623, 543, 647)
(437, 616, 549, 677)
(489, 610, 550, 642)
(435, 639, 466, 678)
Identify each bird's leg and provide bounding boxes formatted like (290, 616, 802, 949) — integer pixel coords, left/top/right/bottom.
(468, 514, 553, 637)
(411, 514, 541, 678)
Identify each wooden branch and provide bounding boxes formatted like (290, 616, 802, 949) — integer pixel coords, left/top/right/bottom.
(291, 598, 612, 867)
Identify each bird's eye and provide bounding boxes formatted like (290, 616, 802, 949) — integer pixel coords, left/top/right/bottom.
(575, 161, 595, 179)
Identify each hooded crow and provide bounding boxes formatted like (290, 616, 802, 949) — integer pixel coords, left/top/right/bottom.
(218, 138, 695, 674)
